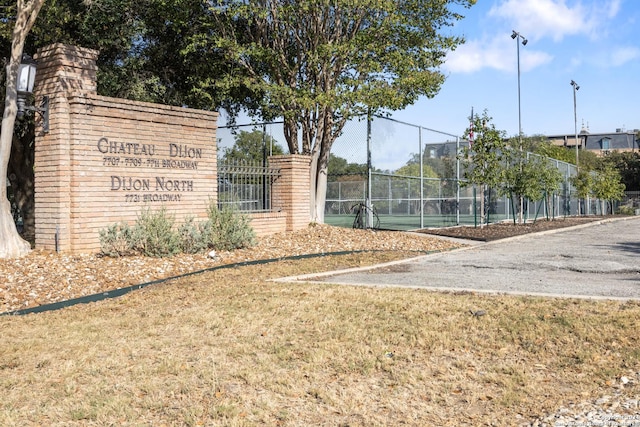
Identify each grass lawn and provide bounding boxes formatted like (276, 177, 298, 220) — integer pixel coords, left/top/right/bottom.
(2, 252, 640, 426)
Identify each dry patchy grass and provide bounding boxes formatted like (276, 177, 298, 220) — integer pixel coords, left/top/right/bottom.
(2, 254, 640, 426)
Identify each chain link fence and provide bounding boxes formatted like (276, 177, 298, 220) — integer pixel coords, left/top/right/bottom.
(216, 117, 613, 230)
(326, 115, 590, 230)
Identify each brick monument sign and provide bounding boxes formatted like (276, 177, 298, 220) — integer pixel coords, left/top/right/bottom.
(31, 43, 310, 254)
(33, 44, 218, 253)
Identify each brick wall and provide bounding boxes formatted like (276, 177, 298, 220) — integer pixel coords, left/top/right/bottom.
(269, 155, 312, 231)
(247, 211, 288, 236)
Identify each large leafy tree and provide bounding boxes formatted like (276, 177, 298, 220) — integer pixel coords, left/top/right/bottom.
(221, 129, 284, 164)
(3, 0, 475, 250)
(327, 153, 368, 181)
(196, 0, 474, 222)
(601, 151, 640, 192)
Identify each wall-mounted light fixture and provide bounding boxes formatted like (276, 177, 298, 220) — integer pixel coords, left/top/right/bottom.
(17, 54, 49, 132)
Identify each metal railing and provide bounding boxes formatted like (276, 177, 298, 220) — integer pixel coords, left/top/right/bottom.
(217, 160, 280, 212)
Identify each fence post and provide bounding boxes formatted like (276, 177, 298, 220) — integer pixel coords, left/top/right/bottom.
(269, 155, 312, 232)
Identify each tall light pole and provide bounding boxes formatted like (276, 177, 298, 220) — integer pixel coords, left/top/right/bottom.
(511, 30, 527, 146)
(570, 80, 580, 168)
(512, 30, 527, 223)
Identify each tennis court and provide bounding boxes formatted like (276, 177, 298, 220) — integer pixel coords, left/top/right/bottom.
(324, 212, 509, 231)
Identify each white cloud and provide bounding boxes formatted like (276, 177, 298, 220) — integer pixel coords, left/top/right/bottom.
(443, 1, 630, 75)
(444, 36, 553, 74)
(521, 50, 555, 71)
(488, 0, 621, 41)
(445, 40, 498, 73)
(605, 0, 622, 18)
(610, 46, 640, 66)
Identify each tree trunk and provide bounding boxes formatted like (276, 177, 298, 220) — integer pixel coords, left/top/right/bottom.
(518, 195, 524, 224)
(479, 185, 486, 228)
(313, 160, 329, 223)
(309, 147, 320, 222)
(0, 0, 45, 258)
(310, 121, 336, 224)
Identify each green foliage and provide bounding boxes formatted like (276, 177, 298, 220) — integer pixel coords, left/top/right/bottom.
(500, 148, 529, 197)
(535, 156, 564, 216)
(499, 149, 563, 222)
(98, 222, 138, 257)
(203, 204, 256, 251)
(201, 0, 474, 135)
(177, 216, 208, 254)
(617, 205, 636, 215)
(460, 110, 508, 190)
(5, 0, 476, 227)
(394, 162, 439, 179)
(134, 207, 181, 257)
(592, 165, 625, 202)
(459, 110, 507, 224)
(327, 154, 368, 180)
(577, 150, 600, 171)
(570, 164, 623, 214)
(425, 155, 457, 180)
(460, 114, 569, 223)
(222, 130, 285, 164)
(191, 0, 475, 219)
(99, 204, 257, 257)
(601, 151, 640, 192)
(532, 140, 577, 164)
(570, 170, 593, 200)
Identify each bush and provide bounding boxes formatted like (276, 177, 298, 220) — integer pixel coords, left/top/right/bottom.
(178, 216, 208, 254)
(134, 207, 181, 257)
(98, 204, 256, 257)
(98, 222, 137, 257)
(617, 204, 636, 215)
(203, 203, 256, 251)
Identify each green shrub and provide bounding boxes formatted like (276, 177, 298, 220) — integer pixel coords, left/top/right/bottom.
(203, 203, 256, 251)
(98, 222, 137, 257)
(134, 207, 181, 257)
(98, 204, 256, 257)
(178, 216, 208, 254)
(617, 204, 636, 215)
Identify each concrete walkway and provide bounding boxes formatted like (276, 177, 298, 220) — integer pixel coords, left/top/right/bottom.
(279, 217, 640, 300)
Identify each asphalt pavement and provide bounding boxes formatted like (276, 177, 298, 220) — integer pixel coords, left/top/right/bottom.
(279, 217, 640, 300)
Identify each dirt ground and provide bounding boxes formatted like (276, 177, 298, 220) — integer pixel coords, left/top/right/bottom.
(417, 215, 615, 241)
(0, 216, 619, 314)
(0, 224, 462, 314)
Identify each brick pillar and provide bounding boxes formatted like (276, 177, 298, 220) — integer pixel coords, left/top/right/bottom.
(33, 44, 99, 251)
(269, 155, 312, 232)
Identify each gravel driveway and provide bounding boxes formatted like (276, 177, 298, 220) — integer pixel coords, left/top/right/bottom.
(284, 217, 640, 300)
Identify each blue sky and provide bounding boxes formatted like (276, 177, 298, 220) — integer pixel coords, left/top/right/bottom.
(393, 0, 640, 138)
